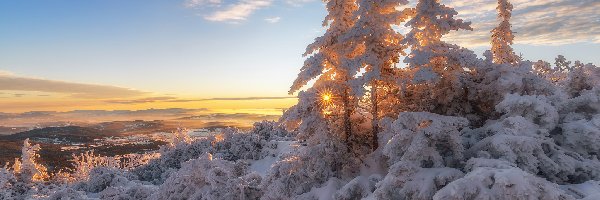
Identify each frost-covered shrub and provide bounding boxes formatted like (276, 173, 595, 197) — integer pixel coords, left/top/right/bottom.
(559, 114, 600, 158)
(495, 94, 559, 131)
(262, 138, 356, 200)
(213, 129, 266, 161)
(381, 112, 469, 167)
(134, 138, 213, 184)
(467, 58, 559, 123)
(135, 121, 284, 184)
(74, 167, 133, 193)
(252, 120, 294, 140)
(465, 114, 600, 184)
(69, 150, 121, 182)
(559, 88, 600, 119)
(152, 153, 262, 200)
(366, 112, 469, 199)
(99, 183, 157, 200)
(0, 168, 20, 200)
(433, 158, 574, 200)
(333, 175, 381, 200)
(374, 161, 464, 200)
(562, 61, 600, 97)
(46, 188, 87, 200)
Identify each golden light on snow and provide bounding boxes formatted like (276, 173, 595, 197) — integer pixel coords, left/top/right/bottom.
(214, 133, 225, 143)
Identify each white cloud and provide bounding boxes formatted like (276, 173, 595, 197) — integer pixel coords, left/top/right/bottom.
(184, 0, 222, 8)
(438, 0, 600, 47)
(0, 70, 14, 76)
(265, 16, 281, 23)
(285, 0, 316, 7)
(202, 0, 273, 23)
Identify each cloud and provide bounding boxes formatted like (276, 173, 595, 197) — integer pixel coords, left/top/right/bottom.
(166, 96, 296, 102)
(0, 72, 146, 99)
(438, 0, 600, 47)
(0, 71, 14, 76)
(184, 0, 222, 8)
(0, 108, 207, 122)
(103, 96, 296, 104)
(178, 112, 280, 121)
(285, 0, 315, 7)
(106, 96, 178, 104)
(204, 0, 273, 22)
(265, 16, 281, 23)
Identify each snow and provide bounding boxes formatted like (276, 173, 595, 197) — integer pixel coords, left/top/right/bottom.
(249, 141, 295, 177)
(1, 1, 600, 199)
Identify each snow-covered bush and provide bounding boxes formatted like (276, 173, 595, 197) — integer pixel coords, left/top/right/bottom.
(333, 175, 381, 200)
(251, 120, 294, 140)
(135, 121, 285, 184)
(99, 183, 157, 200)
(46, 188, 87, 200)
(152, 153, 262, 200)
(69, 150, 121, 182)
(464, 104, 600, 184)
(0, 167, 19, 200)
(373, 112, 468, 199)
(495, 94, 559, 132)
(262, 139, 354, 200)
(213, 128, 267, 161)
(560, 114, 600, 158)
(133, 138, 213, 183)
(381, 112, 469, 167)
(374, 161, 464, 200)
(74, 166, 133, 193)
(433, 158, 574, 200)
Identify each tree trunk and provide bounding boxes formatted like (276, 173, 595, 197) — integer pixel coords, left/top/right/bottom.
(342, 86, 352, 145)
(371, 82, 379, 151)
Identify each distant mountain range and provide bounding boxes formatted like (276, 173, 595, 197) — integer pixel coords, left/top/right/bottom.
(0, 120, 175, 171)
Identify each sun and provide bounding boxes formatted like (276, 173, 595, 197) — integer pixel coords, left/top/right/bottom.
(322, 93, 332, 102)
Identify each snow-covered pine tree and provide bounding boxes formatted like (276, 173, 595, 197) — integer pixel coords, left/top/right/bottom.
(289, 0, 358, 143)
(17, 138, 49, 183)
(340, 0, 413, 150)
(402, 0, 475, 116)
(491, 0, 519, 65)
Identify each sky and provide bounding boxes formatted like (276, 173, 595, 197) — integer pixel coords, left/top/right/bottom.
(0, 0, 599, 118)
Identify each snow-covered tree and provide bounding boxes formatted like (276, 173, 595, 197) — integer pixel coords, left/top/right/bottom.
(16, 138, 49, 183)
(490, 0, 519, 65)
(402, 0, 476, 116)
(289, 0, 359, 143)
(340, 0, 413, 149)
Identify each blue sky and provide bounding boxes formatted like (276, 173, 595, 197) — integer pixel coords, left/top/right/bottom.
(0, 0, 326, 97)
(0, 0, 599, 113)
